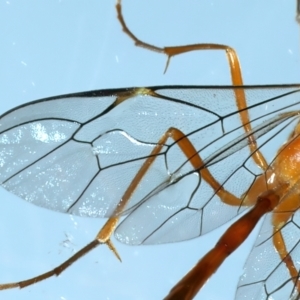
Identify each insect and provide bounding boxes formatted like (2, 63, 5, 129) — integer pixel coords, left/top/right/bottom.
(1, 0, 300, 300)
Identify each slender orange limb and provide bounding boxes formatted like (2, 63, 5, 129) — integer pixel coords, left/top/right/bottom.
(273, 229, 300, 291)
(272, 194, 300, 288)
(1, 2, 297, 299)
(117, 2, 300, 299)
(164, 187, 288, 300)
(0, 86, 244, 290)
(0, 240, 100, 289)
(0, 0, 275, 293)
(269, 125, 300, 291)
(116, 0, 268, 171)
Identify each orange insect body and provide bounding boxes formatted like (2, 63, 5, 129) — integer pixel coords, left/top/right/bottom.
(165, 191, 282, 300)
(165, 124, 300, 299)
(1, 1, 300, 300)
(248, 127, 300, 202)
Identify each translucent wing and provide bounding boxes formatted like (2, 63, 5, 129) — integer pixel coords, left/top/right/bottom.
(112, 85, 300, 244)
(236, 204, 300, 299)
(1, 85, 300, 242)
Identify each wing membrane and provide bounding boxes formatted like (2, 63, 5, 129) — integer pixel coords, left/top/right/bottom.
(1, 85, 300, 235)
(236, 211, 300, 300)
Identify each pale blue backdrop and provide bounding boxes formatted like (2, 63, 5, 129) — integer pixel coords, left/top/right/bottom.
(1, 1, 300, 299)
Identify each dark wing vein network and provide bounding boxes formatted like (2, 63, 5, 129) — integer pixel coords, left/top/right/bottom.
(1, 86, 300, 249)
(236, 209, 300, 300)
(114, 85, 300, 245)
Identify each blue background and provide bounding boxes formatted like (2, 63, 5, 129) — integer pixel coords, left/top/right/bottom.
(1, 1, 300, 299)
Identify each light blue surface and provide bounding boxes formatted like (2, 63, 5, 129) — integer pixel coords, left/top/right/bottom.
(1, 1, 300, 299)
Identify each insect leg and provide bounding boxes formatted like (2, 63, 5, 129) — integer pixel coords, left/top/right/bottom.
(0, 86, 247, 289)
(116, 0, 269, 171)
(164, 186, 288, 300)
(273, 229, 300, 291)
(271, 193, 300, 293)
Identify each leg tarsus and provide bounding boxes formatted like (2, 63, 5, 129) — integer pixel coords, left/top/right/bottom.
(106, 239, 122, 262)
(0, 239, 104, 290)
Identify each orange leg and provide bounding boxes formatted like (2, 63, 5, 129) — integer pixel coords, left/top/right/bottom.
(0, 87, 243, 290)
(0, 2, 291, 298)
(0, 0, 273, 293)
(273, 229, 300, 290)
(0, 83, 282, 292)
(272, 192, 300, 292)
(164, 187, 288, 300)
(116, 0, 268, 171)
(117, 1, 300, 298)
